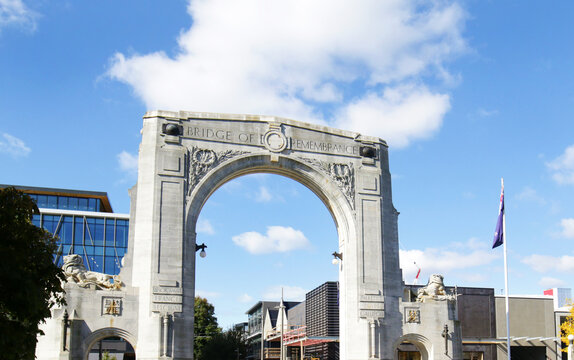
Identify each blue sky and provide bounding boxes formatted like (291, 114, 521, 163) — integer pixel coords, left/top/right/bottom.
(1, 0, 574, 327)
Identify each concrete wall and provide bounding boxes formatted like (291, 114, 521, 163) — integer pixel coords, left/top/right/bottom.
(495, 296, 560, 360)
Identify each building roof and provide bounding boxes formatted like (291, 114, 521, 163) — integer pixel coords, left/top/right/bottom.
(0, 184, 114, 212)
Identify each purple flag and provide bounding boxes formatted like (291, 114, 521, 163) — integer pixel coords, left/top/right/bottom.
(492, 186, 504, 249)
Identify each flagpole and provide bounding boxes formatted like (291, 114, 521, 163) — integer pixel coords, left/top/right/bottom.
(501, 178, 511, 360)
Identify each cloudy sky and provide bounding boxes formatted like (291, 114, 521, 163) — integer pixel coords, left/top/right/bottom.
(1, 0, 573, 327)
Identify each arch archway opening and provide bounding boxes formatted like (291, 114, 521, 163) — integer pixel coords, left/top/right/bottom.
(194, 172, 340, 360)
(87, 336, 135, 360)
(396, 341, 422, 360)
(194, 173, 339, 325)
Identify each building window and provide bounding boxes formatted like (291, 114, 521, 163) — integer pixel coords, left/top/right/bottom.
(463, 352, 483, 360)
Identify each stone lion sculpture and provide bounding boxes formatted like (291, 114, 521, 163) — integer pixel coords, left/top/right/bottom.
(416, 274, 455, 302)
(62, 254, 122, 290)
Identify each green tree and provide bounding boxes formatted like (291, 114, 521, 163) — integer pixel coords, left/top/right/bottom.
(0, 187, 66, 360)
(202, 326, 251, 360)
(561, 302, 574, 352)
(194, 296, 221, 360)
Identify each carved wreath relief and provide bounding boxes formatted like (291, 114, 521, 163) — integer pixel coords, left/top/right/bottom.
(187, 147, 249, 194)
(299, 157, 355, 208)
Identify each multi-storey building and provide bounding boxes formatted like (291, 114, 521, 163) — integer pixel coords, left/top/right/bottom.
(246, 300, 301, 360)
(1, 185, 129, 275)
(304, 281, 339, 360)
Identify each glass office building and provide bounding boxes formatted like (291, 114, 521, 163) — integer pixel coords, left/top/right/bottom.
(2, 185, 129, 275)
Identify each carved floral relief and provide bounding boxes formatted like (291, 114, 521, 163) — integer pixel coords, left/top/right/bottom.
(186, 147, 249, 195)
(298, 157, 355, 208)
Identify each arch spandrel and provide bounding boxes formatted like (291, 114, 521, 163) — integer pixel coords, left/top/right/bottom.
(184, 153, 356, 233)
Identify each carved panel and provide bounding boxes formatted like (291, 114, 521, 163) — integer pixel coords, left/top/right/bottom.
(102, 297, 122, 316)
(186, 147, 249, 195)
(405, 308, 420, 324)
(298, 157, 355, 208)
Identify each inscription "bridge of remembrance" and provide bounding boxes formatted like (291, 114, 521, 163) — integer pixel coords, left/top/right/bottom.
(185, 125, 359, 156)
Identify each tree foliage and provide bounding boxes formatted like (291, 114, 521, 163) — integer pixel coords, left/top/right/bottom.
(561, 303, 574, 352)
(0, 187, 66, 360)
(194, 296, 221, 360)
(201, 326, 251, 360)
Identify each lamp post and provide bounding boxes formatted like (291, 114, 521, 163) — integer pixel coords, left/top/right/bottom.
(332, 252, 343, 265)
(195, 243, 207, 258)
(441, 324, 449, 356)
(62, 309, 71, 351)
(568, 334, 573, 360)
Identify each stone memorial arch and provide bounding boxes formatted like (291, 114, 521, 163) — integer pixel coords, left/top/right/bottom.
(36, 110, 462, 360)
(126, 110, 404, 360)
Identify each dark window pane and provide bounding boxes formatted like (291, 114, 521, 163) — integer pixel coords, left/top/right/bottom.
(83, 254, 98, 271)
(105, 256, 117, 275)
(32, 214, 41, 227)
(92, 255, 104, 272)
(68, 197, 78, 210)
(37, 195, 48, 208)
(88, 198, 96, 211)
(60, 217, 73, 244)
(60, 196, 69, 209)
(95, 246, 104, 256)
(116, 225, 128, 247)
(74, 219, 83, 244)
(105, 247, 115, 256)
(78, 198, 88, 211)
(47, 195, 57, 208)
(84, 218, 95, 245)
(94, 220, 104, 246)
(105, 220, 115, 245)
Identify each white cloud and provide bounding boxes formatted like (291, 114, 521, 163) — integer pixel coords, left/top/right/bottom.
(232, 226, 310, 254)
(0, 132, 30, 157)
(476, 108, 499, 118)
(255, 186, 273, 203)
(546, 145, 574, 184)
(538, 277, 566, 289)
(516, 186, 546, 205)
(0, 0, 37, 32)
(197, 219, 215, 235)
(560, 218, 574, 238)
(400, 238, 498, 283)
(262, 285, 307, 302)
(522, 254, 574, 273)
(335, 84, 450, 148)
(238, 293, 253, 303)
(117, 150, 138, 175)
(108, 0, 467, 148)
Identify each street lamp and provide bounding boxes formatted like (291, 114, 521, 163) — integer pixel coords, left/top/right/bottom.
(195, 243, 207, 258)
(332, 251, 343, 265)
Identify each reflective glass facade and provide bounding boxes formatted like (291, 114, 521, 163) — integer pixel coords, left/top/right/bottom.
(28, 193, 102, 212)
(32, 213, 128, 275)
(11, 186, 131, 276)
